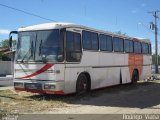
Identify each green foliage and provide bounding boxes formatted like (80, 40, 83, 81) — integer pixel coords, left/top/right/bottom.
(0, 53, 11, 61)
(1, 55, 11, 61)
(115, 31, 127, 36)
(0, 39, 16, 61)
(1, 39, 9, 47)
(1, 39, 16, 48)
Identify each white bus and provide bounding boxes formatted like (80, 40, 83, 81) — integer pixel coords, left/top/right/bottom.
(9, 22, 152, 95)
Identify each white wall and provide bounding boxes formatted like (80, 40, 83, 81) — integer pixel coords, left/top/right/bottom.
(0, 61, 13, 75)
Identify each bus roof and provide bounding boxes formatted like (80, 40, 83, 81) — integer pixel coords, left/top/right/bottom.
(18, 22, 151, 44)
(18, 22, 78, 31)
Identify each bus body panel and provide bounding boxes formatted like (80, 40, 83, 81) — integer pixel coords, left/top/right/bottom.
(140, 55, 152, 80)
(14, 63, 65, 81)
(64, 67, 85, 93)
(14, 63, 65, 94)
(12, 23, 152, 95)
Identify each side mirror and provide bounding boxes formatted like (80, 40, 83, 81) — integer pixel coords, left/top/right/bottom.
(9, 31, 18, 50)
(9, 36, 12, 49)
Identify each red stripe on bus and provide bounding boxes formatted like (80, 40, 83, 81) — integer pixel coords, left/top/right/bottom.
(20, 63, 54, 79)
(15, 88, 64, 95)
(128, 54, 143, 79)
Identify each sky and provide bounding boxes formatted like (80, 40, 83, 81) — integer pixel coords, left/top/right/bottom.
(0, 0, 160, 53)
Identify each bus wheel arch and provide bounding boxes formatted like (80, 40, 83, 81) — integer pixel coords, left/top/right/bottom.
(76, 72, 91, 94)
(131, 69, 139, 83)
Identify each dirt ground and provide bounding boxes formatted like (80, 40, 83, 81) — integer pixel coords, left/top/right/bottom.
(0, 80, 160, 115)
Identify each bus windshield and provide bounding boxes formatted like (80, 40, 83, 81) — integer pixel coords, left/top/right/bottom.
(16, 29, 64, 62)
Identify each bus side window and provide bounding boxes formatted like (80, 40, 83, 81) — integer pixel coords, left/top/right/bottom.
(142, 43, 149, 54)
(134, 41, 142, 54)
(66, 31, 82, 62)
(124, 39, 130, 53)
(82, 31, 98, 50)
(99, 34, 112, 51)
(129, 40, 134, 53)
(113, 37, 124, 52)
(124, 39, 133, 53)
(149, 44, 152, 54)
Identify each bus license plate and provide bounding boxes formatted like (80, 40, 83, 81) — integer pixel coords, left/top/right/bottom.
(25, 83, 42, 90)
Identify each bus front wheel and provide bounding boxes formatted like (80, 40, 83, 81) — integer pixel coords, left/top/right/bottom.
(76, 74, 88, 94)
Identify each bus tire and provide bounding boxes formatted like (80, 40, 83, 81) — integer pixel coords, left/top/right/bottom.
(131, 69, 139, 83)
(76, 74, 88, 95)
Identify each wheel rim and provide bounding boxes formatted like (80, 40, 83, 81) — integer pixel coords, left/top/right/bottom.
(78, 77, 87, 93)
(132, 71, 138, 83)
(134, 75, 137, 81)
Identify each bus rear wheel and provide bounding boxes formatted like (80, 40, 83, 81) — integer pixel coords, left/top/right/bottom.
(132, 70, 139, 83)
(76, 74, 88, 94)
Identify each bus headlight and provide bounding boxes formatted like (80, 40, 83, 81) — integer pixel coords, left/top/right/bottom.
(44, 84, 56, 90)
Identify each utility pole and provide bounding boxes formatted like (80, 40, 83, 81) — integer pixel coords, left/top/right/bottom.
(148, 10, 160, 73)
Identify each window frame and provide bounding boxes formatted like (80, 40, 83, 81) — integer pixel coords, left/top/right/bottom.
(149, 44, 152, 55)
(142, 42, 149, 54)
(113, 37, 124, 53)
(99, 34, 113, 52)
(82, 30, 99, 50)
(66, 31, 82, 62)
(134, 41, 142, 54)
(124, 39, 133, 53)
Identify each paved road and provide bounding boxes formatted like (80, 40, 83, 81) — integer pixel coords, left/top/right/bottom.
(11, 114, 122, 120)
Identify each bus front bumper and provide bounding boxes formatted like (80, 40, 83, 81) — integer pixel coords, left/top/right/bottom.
(14, 80, 65, 95)
(15, 87, 64, 94)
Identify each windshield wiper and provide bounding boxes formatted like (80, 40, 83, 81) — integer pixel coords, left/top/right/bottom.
(39, 40, 42, 56)
(21, 41, 33, 63)
(38, 40, 48, 63)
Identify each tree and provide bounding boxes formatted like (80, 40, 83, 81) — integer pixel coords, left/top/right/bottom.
(1, 39, 16, 48)
(0, 39, 16, 61)
(115, 31, 127, 36)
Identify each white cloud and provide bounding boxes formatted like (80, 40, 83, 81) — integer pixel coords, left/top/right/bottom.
(0, 29, 10, 35)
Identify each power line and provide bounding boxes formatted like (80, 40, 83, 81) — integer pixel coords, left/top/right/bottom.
(137, 23, 160, 37)
(0, 3, 56, 22)
(148, 10, 160, 19)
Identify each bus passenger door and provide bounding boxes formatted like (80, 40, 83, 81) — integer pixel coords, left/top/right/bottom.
(64, 29, 83, 94)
